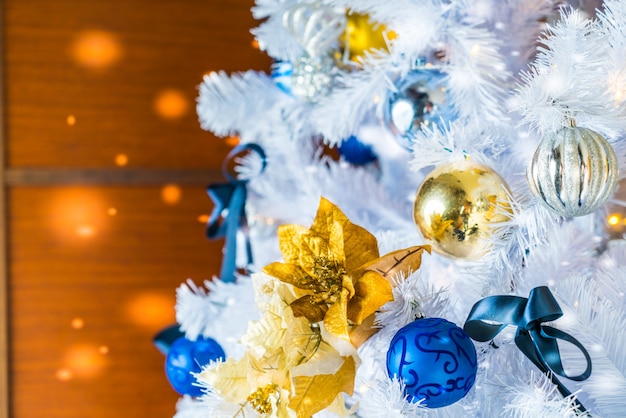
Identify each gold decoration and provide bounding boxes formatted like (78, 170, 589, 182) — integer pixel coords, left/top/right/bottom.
(247, 384, 280, 415)
(340, 13, 392, 62)
(413, 160, 512, 259)
(289, 356, 356, 418)
(264, 197, 430, 342)
(204, 198, 430, 417)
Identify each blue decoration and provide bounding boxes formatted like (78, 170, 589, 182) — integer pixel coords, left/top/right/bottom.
(271, 61, 293, 95)
(383, 69, 457, 149)
(165, 336, 226, 396)
(338, 135, 377, 165)
(206, 143, 266, 282)
(464, 286, 591, 413)
(386, 317, 477, 408)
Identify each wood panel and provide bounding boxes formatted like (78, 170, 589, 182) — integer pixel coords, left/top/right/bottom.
(4, 0, 272, 417)
(5, 0, 271, 169)
(9, 186, 225, 418)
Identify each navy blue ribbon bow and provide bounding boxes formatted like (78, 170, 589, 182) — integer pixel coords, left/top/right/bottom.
(464, 286, 592, 413)
(206, 143, 266, 283)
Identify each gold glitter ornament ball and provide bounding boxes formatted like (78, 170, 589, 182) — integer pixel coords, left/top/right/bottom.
(413, 160, 512, 260)
(527, 126, 618, 217)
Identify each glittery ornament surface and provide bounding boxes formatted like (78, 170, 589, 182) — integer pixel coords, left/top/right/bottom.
(527, 126, 619, 217)
(291, 55, 335, 102)
(413, 160, 512, 259)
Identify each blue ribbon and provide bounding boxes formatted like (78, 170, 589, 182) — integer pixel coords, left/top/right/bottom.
(463, 286, 591, 413)
(206, 143, 266, 283)
(153, 324, 184, 355)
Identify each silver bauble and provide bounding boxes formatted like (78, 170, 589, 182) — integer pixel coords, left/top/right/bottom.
(291, 55, 335, 102)
(383, 70, 453, 149)
(527, 126, 619, 217)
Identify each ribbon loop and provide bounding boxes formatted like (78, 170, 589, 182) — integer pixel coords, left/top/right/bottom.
(464, 286, 592, 413)
(206, 143, 266, 283)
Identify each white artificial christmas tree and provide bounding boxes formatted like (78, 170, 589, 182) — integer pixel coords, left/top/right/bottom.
(167, 1, 626, 416)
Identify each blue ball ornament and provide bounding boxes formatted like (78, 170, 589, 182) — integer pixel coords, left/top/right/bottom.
(165, 336, 226, 396)
(386, 317, 477, 408)
(338, 135, 377, 165)
(271, 61, 294, 95)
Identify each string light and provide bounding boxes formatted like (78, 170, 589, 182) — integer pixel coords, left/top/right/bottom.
(607, 213, 621, 226)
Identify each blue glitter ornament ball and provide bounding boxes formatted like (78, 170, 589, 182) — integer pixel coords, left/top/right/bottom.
(338, 135, 377, 165)
(386, 318, 477, 408)
(165, 336, 226, 396)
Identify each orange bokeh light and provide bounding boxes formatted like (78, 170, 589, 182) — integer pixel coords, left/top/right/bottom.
(154, 89, 188, 120)
(66, 115, 76, 126)
(125, 292, 175, 329)
(50, 189, 106, 241)
(71, 30, 122, 69)
(197, 214, 209, 223)
(115, 153, 128, 167)
(161, 184, 182, 205)
(225, 136, 240, 147)
(63, 344, 108, 379)
(107, 207, 118, 216)
(75, 224, 96, 237)
(71, 317, 85, 329)
(56, 368, 74, 382)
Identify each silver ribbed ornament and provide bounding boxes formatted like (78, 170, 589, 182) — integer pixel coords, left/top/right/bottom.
(527, 126, 619, 217)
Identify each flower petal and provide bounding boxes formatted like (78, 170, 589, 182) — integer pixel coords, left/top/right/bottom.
(277, 224, 310, 264)
(263, 262, 310, 289)
(347, 270, 393, 324)
(359, 245, 431, 280)
(311, 197, 379, 271)
(323, 288, 350, 340)
(288, 356, 356, 418)
(290, 295, 327, 323)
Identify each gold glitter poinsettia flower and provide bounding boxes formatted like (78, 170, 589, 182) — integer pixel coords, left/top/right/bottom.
(264, 197, 430, 342)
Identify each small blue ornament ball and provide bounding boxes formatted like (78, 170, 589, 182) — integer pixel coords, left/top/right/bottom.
(271, 61, 294, 95)
(386, 318, 477, 408)
(165, 336, 226, 396)
(338, 135, 377, 165)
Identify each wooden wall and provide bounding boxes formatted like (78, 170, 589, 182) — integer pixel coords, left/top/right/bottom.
(4, 1, 270, 417)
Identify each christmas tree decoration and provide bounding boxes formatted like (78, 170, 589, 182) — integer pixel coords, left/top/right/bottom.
(464, 286, 592, 413)
(291, 54, 336, 101)
(263, 197, 430, 343)
(184, 1, 626, 416)
(270, 61, 293, 95)
(383, 69, 454, 149)
(337, 135, 377, 165)
(386, 317, 477, 408)
(339, 13, 390, 62)
(527, 124, 619, 217)
(413, 160, 512, 260)
(282, 3, 346, 102)
(165, 336, 226, 396)
(206, 144, 266, 282)
(198, 198, 430, 417)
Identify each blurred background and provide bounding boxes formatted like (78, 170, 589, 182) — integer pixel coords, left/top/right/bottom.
(4, 0, 270, 416)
